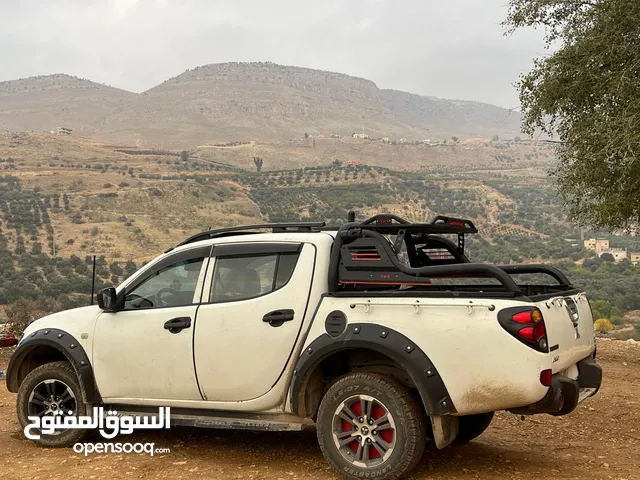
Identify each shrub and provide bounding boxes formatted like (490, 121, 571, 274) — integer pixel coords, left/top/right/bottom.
(611, 315, 625, 326)
(6, 298, 42, 336)
(594, 318, 613, 333)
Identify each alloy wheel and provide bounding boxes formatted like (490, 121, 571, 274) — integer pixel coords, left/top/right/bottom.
(331, 394, 396, 468)
(27, 379, 78, 434)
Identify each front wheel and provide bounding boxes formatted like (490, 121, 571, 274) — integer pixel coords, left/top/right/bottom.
(17, 361, 91, 447)
(316, 373, 426, 480)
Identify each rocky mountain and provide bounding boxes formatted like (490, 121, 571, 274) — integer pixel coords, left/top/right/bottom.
(0, 74, 134, 136)
(0, 63, 522, 147)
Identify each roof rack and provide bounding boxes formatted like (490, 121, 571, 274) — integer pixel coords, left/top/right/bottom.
(347, 213, 477, 235)
(168, 213, 478, 252)
(171, 221, 326, 250)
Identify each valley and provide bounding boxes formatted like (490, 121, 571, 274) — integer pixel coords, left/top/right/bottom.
(0, 131, 639, 337)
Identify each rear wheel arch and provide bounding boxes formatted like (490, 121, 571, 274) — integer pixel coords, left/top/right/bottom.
(290, 323, 456, 419)
(6, 328, 101, 404)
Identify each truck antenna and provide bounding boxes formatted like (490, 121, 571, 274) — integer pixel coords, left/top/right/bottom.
(90, 255, 96, 305)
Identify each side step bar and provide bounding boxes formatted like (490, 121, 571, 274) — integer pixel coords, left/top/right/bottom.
(106, 406, 315, 432)
(170, 412, 315, 431)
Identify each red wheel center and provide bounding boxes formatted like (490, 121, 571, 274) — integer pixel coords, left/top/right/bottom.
(342, 401, 393, 458)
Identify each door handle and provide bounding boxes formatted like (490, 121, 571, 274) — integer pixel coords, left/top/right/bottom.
(164, 316, 191, 334)
(262, 309, 295, 327)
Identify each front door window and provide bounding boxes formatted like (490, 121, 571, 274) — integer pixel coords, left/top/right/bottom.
(124, 256, 206, 310)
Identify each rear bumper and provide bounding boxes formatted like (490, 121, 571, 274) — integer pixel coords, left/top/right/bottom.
(510, 356, 602, 416)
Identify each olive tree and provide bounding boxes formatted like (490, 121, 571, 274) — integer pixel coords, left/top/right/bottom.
(505, 0, 640, 232)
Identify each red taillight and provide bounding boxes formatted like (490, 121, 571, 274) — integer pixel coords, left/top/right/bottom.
(533, 322, 546, 342)
(540, 369, 552, 386)
(512, 309, 543, 324)
(499, 307, 549, 353)
(512, 311, 532, 323)
(518, 326, 535, 341)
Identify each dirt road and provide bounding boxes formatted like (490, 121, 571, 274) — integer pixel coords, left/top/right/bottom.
(1, 340, 639, 480)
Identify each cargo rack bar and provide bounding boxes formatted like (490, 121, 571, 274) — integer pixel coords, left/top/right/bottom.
(170, 213, 478, 252)
(172, 222, 326, 250)
(339, 214, 478, 234)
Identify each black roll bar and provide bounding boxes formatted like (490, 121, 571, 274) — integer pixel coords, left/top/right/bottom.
(361, 213, 411, 225)
(498, 264, 571, 286)
(329, 226, 522, 293)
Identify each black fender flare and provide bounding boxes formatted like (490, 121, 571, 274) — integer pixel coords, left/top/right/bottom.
(289, 322, 456, 417)
(5, 328, 101, 403)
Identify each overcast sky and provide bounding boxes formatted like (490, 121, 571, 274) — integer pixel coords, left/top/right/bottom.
(0, 0, 545, 109)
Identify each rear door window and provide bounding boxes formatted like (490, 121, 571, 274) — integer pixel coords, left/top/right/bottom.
(210, 251, 300, 303)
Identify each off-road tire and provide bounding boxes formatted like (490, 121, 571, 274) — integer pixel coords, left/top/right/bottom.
(453, 412, 494, 444)
(17, 361, 91, 447)
(316, 373, 427, 480)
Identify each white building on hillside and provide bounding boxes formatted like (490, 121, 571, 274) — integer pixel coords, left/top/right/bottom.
(584, 238, 610, 254)
(600, 248, 628, 263)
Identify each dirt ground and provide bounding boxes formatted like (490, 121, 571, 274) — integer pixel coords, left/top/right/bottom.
(1, 339, 639, 480)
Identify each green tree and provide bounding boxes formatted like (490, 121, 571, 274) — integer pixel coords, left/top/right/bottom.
(253, 157, 264, 172)
(109, 262, 124, 276)
(31, 242, 42, 255)
(124, 260, 137, 276)
(180, 151, 189, 162)
(15, 236, 25, 255)
(600, 252, 615, 263)
(505, 0, 640, 232)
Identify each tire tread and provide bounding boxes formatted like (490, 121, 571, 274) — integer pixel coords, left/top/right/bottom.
(316, 373, 426, 480)
(16, 361, 90, 448)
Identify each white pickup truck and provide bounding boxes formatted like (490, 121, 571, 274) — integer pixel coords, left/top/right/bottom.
(7, 213, 602, 480)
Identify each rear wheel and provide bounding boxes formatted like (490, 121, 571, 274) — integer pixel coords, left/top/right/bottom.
(17, 361, 91, 447)
(316, 373, 426, 480)
(454, 412, 494, 444)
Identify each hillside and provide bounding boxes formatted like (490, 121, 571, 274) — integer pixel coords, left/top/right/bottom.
(0, 132, 556, 264)
(0, 74, 134, 136)
(0, 63, 521, 147)
(0, 132, 639, 327)
(194, 136, 555, 175)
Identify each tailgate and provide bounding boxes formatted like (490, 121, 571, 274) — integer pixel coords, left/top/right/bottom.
(534, 292, 596, 373)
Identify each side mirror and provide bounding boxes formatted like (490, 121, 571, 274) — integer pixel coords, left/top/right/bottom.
(97, 287, 118, 312)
